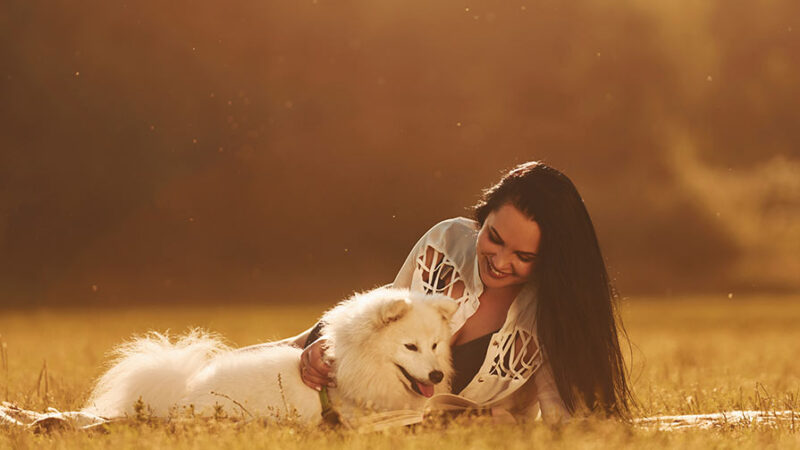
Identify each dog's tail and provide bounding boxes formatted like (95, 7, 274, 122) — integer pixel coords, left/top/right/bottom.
(82, 329, 230, 418)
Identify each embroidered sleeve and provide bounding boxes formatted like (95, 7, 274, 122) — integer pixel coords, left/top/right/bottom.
(391, 221, 471, 306)
(488, 328, 539, 380)
(415, 245, 467, 304)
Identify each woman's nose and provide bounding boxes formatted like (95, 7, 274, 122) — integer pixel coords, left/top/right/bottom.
(493, 251, 513, 270)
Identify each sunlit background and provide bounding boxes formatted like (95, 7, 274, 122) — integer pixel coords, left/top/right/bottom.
(1, 0, 798, 307)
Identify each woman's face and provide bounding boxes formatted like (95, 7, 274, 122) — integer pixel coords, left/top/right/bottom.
(476, 203, 541, 290)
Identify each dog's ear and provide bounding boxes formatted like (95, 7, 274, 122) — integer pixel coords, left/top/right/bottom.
(428, 296, 458, 321)
(377, 298, 412, 328)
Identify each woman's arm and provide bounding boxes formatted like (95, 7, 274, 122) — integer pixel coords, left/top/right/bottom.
(239, 322, 332, 391)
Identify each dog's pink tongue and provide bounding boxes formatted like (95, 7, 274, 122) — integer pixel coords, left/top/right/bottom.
(417, 382, 435, 398)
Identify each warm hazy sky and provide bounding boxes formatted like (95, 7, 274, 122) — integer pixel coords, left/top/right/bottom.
(1, 0, 798, 306)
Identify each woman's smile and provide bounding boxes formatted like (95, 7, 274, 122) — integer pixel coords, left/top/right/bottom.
(485, 256, 513, 279)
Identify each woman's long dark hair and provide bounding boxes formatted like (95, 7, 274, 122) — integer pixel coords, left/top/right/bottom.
(474, 161, 633, 418)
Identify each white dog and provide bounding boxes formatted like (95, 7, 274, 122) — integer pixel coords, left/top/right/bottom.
(80, 288, 457, 425)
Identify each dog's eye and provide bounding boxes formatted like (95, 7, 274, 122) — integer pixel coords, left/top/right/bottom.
(432, 343, 438, 350)
(404, 344, 418, 352)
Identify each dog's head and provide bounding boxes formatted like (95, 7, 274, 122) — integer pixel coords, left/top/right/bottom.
(374, 291, 457, 399)
(322, 288, 457, 410)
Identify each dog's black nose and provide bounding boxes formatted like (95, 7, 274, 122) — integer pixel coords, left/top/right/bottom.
(429, 370, 444, 384)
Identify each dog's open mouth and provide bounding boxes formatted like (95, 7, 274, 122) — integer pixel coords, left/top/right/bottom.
(395, 364, 435, 398)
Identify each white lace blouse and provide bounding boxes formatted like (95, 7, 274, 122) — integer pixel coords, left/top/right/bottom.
(392, 217, 570, 422)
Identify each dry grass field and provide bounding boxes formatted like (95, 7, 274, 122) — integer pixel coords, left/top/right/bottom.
(1, 294, 799, 449)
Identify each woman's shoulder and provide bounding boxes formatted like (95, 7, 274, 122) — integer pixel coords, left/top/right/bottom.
(418, 217, 481, 278)
(393, 216, 481, 296)
(397, 217, 479, 274)
(421, 217, 480, 245)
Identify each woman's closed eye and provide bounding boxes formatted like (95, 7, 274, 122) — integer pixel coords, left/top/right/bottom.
(517, 253, 536, 263)
(490, 227, 536, 262)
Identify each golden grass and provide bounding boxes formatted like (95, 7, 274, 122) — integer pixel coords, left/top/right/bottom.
(1, 295, 799, 448)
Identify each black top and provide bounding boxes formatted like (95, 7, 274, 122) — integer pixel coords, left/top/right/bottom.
(450, 330, 498, 394)
(305, 321, 497, 395)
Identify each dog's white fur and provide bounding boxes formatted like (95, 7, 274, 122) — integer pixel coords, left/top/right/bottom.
(82, 288, 457, 424)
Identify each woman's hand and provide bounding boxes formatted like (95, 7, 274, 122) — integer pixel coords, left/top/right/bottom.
(300, 338, 335, 391)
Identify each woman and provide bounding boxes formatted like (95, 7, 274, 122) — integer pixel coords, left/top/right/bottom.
(280, 161, 633, 422)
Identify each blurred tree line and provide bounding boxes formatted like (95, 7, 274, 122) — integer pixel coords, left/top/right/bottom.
(1, 0, 798, 306)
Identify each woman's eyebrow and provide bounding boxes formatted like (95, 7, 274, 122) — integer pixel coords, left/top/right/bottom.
(489, 226, 504, 243)
(491, 226, 537, 256)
